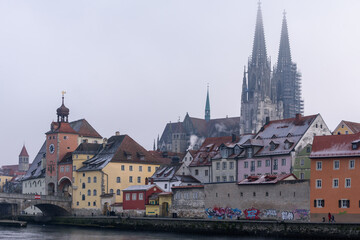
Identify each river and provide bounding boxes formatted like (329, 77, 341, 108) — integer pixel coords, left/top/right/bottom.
(0, 224, 287, 240)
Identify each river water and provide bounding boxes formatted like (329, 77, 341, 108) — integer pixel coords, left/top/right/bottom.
(0, 224, 287, 240)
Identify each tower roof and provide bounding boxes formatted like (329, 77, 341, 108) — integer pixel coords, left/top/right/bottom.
(276, 11, 292, 70)
(19, 145, 29, 157)
(205, 85, 210, 121)
(251, 2, 268, 67)
(57, 91, 69, 122)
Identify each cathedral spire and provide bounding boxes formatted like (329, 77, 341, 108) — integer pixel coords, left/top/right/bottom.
(241, 66, 248, 103)
(205, 84, 210, 122)
(276, 10, 292, 71)
(251, 1, 268, 67)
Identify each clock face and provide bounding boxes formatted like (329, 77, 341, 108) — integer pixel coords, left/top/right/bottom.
(49, 144, 55, 154)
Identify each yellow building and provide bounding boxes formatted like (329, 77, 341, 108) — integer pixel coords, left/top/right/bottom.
(0, 176, 13, 192)
(72, 134, 170, 215)
(333, 120, 360, 135)
(146, 192, 172, 217)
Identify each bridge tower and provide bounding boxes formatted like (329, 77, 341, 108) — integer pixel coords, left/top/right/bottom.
(45, 92, 78, 196)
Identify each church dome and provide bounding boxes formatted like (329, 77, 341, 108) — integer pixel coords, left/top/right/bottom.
(57, 103, 69, 116)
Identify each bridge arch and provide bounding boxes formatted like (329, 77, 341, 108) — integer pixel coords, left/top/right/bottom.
(58, 177, 72, 197)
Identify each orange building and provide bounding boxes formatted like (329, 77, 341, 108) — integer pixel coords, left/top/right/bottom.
(310, 133, 360, 222)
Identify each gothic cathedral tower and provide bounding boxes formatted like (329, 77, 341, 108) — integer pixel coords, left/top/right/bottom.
(18, 145, 29, 172)
(240, 3, 283, 134)
(272, 11, 303, 119)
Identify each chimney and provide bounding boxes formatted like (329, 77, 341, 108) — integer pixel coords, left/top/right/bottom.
(232, 133, 237, 143)
(295, 113, 301, 121)
(145, 177, 149, 185)
(150, 178, 154, 184)
(265, 116, 270, 125)
(115, 131, 120, 136)
(102, 138, 108, 148)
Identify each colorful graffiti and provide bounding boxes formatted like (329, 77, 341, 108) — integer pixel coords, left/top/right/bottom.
(281, 211, 294, 220)
(294, 209, 309, 220)
(263, 209, 277, 218)
(205, 207, 242, 219)
(244, 208, 260, 220)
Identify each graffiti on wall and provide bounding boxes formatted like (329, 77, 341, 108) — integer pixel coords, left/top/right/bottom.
(244, 208, 260, 220)
(294, 209, 309, 220)
(263, 209, 277, 218)
(205, 207, 242, 219)
(281, 211, 294, 220)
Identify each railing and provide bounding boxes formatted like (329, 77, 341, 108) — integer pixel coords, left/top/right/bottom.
(0, 193, 71, 202)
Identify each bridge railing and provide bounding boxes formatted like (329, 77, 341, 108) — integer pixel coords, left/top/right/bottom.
(0, 193, 71, 202)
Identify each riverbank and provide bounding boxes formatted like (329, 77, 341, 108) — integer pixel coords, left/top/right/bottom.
(17, 215, 360, 239)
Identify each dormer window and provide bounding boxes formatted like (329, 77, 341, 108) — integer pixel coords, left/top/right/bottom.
(352, 143, 358, 150)
(234, 146, 241, 155)
(271, 135, 277, 139)
(221, 147, 228, 158)
(284, 141, 290, 150)
(247, 148, 253, 158)
(270, 142, 277, 151)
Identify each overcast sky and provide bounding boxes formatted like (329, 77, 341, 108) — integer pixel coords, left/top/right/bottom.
(1, 0, 359, 166)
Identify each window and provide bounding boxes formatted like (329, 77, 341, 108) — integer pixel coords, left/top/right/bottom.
(137, 177, 141, 183)
(316, 161, 322, 170)
(333, 179, 339, 188)
(349, 160, 355, 169)
(244, 162, 248, 168)
(230, 162, 234, 169)
(346, 131, 349, 134)
(129, 166, 133, 171)
(223, 162, 227, 170)
(93, 201, 96, 206)
(339, 199, 350, 208)
(139, 193, 143, 200)
(300, 173, 304, 179)
(281, 159, 286, 166)
(229, 176, 234, 182)
(88, 177, 91, 183)
(117, 177, 121, 183)
(222, 176, 227, 182)
(244, 174, 248, 179)
(129, 176, 133, 183)
(273, 159, 278, 170)
(247, 148, 253, 158)
(250, 161, 255, 172)
(265, 160, 270, 167)
(314, 199, 325, 208)
(65, 166, 70, 172)
(93, 176, 97, 183)
(345, 178, 351, 188)
(83, 173, 85, 177)
(82, 183, 86, 189)
(300, 159, 304, 166)
(139, 166, 142, 172)
(126, 193, 130, 201)
(132, 193, 137, 200)
(253, 192, 256, 197)
(257, 161, 262, 167)
(334, 160, 340, 170)
(64, 136, 68, 140)
(110, 189, 114, 194)
(193, 192, 199, 199)
(265, 192, 269, 197)
(93, 189, 97, 196)
(116, 189, 120, 195)
(306, 147, 311, 153)
(82, 195, 85, 201)
(60, 166, 64, 172)
(240, 192, 243, 197)
(216, 162, 220, 170)
(73, 166, 76, 171)
(121, 165, 125, 171)
(316, 179, 322, 189)
(195, 169, 199, 175)
(216, 176, 220, 182)
(87, 190, 91, 196)
(148, 166, 151, 172)
(77, 201, 79, 206)
(205, 170, 209, 176)
(164, 184, 168, 189)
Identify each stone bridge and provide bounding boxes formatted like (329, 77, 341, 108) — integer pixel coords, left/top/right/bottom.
(0, 193, 72, 217)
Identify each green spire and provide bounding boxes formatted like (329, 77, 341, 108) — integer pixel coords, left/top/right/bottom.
(205, 84, 210, 122)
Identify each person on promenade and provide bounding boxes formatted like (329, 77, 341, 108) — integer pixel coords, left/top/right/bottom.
(328, 213, 331, 223)
(331, 215, 335, 223)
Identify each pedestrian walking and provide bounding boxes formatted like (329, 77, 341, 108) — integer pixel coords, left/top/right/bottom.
(328, 212, 331, 223)
(331, 215, 335, 222)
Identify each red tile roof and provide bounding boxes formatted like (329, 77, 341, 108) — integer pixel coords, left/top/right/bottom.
(343, 120, 360, 134)
(19, 145, 29, 157)
(238, 174, 297, 184)
(310, 133, 360, 158)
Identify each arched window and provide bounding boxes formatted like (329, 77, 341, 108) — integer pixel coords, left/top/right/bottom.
(33, 181, 36, 187)
(93, 189, 97, 196)
(82, 183, 86, 189)
(87, 189, 91, 196)
(38, 180, 41, 187)
(82, 194, 85, 201)
(110, 189, 114, 194)
(116, 177, 121, 183)
(93, 176, 97, 183)
(88, 177, 91, 183)
(116, 189, 121, 195)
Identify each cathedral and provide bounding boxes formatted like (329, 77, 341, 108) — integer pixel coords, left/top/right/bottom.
(240, 3, 303, 134)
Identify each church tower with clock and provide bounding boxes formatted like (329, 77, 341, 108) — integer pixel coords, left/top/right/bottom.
(45, 92, 79, 195)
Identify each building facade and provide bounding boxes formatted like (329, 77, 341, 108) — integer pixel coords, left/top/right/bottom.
(310, 133, 360, 222)
(333, 120, 360, 135)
